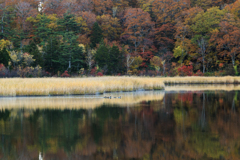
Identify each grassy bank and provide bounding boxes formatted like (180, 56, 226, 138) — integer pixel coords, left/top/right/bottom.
(0, 77, 165, 96)
(162, 76, 240, 84)
(165, 84, 240, 91)
(1, 76, 240, 97)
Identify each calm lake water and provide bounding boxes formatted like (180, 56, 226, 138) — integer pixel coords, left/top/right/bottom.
(0, 89, 239, 160)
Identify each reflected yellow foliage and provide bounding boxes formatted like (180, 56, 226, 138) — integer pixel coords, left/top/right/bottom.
(47, 138, 59, 153)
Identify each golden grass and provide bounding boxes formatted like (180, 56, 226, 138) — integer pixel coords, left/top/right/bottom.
(161, 76, 240, 84)
(0, 77, 165, 96)
(165, 84, 240, 91)
(0, 91, 165, 110)
(1, 76, 240, 97)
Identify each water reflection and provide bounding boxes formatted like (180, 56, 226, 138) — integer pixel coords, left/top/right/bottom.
(0, 91, 164, 109)
(0, 91, 239, 160)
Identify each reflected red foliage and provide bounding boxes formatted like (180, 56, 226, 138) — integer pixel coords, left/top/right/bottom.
(178, 92, 193, 104)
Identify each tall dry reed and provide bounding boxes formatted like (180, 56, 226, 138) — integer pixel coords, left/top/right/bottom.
(165, 84, 240, 91)
(162, 76, 240, 84)
(0, 77, 165, 96)
(1, 76, 240, 97)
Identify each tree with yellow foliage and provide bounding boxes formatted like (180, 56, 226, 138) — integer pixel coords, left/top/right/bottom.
(96, 15, 122, 41)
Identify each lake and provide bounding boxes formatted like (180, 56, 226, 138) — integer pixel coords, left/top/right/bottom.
(0, 87, 239, 160)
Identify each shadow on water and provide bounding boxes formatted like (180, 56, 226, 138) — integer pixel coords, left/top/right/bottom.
(0, 89, 240, 159)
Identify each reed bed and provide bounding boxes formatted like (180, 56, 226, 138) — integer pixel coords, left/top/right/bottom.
(0, 77, 165, 96)
(165, 84, 240, 91)
(1, 76, 240, 97)
(0, 91, 165, 110)
(162, 76, 240, 84)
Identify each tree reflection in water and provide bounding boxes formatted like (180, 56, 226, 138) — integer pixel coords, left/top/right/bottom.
(0, 91, 239, 160)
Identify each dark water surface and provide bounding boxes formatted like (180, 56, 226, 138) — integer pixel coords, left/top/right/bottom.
(0, 90, 240, 160)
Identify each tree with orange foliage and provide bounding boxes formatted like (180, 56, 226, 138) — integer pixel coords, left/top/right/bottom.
(210, 20, 240, 68)
(152, 0, 190, 25)
(15, 1, 37, 31)
(93, 0, 113, 15)
(76, 0, 94, 12)
(225, 0, 240, 18)
(42, 0, 63, 16)
(155, 23, 175, 53)
(192, 0, 235, 10)
(79, 11, 96, 28)
(61, 0, 79, 14)
(122, 8, 155, 54)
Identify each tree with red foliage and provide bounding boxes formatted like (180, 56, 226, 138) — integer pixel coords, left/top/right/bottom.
(155, 23, 175, 52)
(97, 72, 103, 76)
(0, 63, 4, 69)
(193, 70, 204, 76)
(0, 63, 6, 77)
(139, 51, 154, 68)
(177, 65, 193, 76)
(61, 70, 70, 77)
(210, 19, 240, 68)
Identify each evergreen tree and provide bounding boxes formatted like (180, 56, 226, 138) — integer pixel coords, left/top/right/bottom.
(57, 13, 81, 34)
(95, 41, 109, 71)
(34, 14, 52, 46)
(108, 45, 120, 74)
(11, 29, 26, 49)
(55, 13, 84, 73)
(43, 37, 61, 74)
(58, 32, 84, 73)
(108, 45, 125, 74)
(90, 22, 103, 48)
(71, 45, 85, 72)
(0, 7, 15, 40)
(24, 41, 43, 67)
(0, 47, 10, 67)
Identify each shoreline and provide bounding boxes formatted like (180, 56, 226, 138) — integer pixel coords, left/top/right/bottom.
(0, 76, 240, 97)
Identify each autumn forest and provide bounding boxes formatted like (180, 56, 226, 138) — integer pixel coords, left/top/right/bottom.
(0, 0, 240, 77)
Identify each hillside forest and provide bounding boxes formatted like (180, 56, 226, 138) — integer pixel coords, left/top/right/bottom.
(0, 0, 240, 77)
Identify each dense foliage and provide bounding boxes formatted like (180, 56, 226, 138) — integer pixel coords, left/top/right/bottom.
(0, 0, 240, 77)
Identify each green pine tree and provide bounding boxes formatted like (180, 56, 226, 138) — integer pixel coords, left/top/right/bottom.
(33, 14, 52, 46)
(95, 41, 109, 72)
(57, 13, 81, 35)
(0, 7, 15, 40)
(24, 41, 43, 67)
(57, 32, 85, 73)
(108, 45, 126, 74)
(0, 47, 11, 67)
(43, 37, 61, 74)
(55, 13, 84, 74)
(108, 45, 120, 74)
(90, 22, 103, 48)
